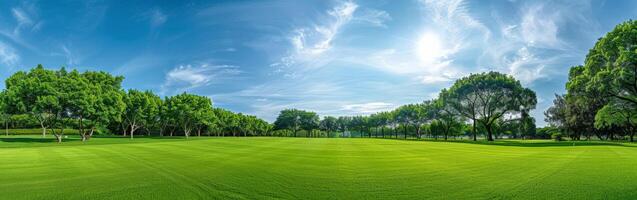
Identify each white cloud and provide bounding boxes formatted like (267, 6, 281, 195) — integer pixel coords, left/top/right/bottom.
(162, 64, 242, 94)
(506, 47, 547, 84)
(341, 102, 395, 114)
(354, 8, 391, 28)
(501, 4, 564, 49)
(293, 1, 357, 56)
(11, 4, 41, 36)
(269, 1, 397, 80)
(0, 42, 19, 66)
(479, 1, 593, 85)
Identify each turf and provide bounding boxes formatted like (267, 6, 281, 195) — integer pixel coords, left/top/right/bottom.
(1, 136, 636, 199)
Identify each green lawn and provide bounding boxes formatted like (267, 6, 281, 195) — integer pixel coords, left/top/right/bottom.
(1, 136, 636, 199)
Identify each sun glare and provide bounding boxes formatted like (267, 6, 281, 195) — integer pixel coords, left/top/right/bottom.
(417, 32, 445, 62)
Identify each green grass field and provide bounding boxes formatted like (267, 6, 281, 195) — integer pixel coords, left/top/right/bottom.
(1, 136, 636, 199)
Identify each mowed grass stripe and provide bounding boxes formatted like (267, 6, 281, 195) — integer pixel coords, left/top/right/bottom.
(1, 137, 637, 199)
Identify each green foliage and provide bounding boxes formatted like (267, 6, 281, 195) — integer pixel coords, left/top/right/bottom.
(442, 72, 537, 141)
(273, 109, 318, 137)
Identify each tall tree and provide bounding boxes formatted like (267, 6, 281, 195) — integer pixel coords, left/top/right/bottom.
(577, 20, 637, 111)
(4, 65, 58, 138)
(123, 90, 161, 139)
(443, 72, 537, 141)
(165, 93, 213, 139)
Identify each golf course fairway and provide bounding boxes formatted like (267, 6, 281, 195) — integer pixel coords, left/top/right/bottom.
(1, 137, 636, 199)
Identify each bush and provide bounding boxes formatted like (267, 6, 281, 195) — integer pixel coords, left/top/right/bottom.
(551, 132, 564, 141)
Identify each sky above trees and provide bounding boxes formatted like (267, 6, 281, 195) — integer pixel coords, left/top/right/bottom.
(0, 0, 636, 125)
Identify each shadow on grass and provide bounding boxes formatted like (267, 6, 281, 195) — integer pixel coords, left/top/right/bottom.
(379, 137, 636, 148)
(0, 137, 81, 143)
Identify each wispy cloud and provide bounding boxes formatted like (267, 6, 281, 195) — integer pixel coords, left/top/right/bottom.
(11, 8, 38, 35)
(161, 64, 242, 95)
(354, 8, 391, 28)
(341, 102, 395, 114)
(271, 0, 358, 76)
(480, 1, 593, 84)
(0, 42, 19, 66)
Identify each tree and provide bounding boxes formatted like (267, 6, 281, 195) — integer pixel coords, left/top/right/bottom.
(165, 93, 213, 139)
(443, 72, 537, 141)
(123, 90, 161, 139)
(274, 109, 307, 137)
(320, 116, 338, 138)
(433, 98, 466, 140)
(4, 65, 59, 138)
(0, 91, 9, 136)
(595, 100, 637, 142)
(544, 94, 568, 133)
(69, 71, 126, 141)
(578, 20, 637, 112)
(337, 116, 352, 137)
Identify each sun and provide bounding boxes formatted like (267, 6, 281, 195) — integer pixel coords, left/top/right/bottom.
(417, 32, 445, 62)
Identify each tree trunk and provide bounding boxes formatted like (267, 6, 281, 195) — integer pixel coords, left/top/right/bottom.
(486, 124, 494, 141)
(40, 121, 47, 138)
(472, 121, 477, 141)
(198, 128, 201, 137)
(381, 127, 385, 138)
(54, 134, 62, 143)
(416, 126, 421, 139)
(631, 133, 634, 142)
(130, 126, 135, 139)
(403, 126, 407, 139)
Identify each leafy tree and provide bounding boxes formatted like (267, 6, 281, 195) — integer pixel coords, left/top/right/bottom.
(123, 90, 161, 139)
(69, 71, 126, 141)
(274, 109, 307, 137)
(165, 93, 213, 139)
(4, 65, 59, 138)
(320, 116, 338, 138)
(595, 101, 637, 142)
(433, 98, 466, 140)
(578, 20, 637, 110)
(443, 72, 536, 141)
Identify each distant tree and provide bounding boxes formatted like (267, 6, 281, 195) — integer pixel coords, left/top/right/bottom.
(544, 94, 568, 134)
(274, 109, 301, 137)
(442, 72, 536, 141)
(320, 116, 338, 138)
(165, 93, 213, 139)
(337, 116, 352, 137)
(433, 98, 466, 140)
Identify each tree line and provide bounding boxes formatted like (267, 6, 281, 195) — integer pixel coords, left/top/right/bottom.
(0, 65, 271, 142)
(545, 20, 637, 142)
(273, 71, 539, 141)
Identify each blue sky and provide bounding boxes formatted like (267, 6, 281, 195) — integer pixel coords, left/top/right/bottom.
(0, 0, 636, 125)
